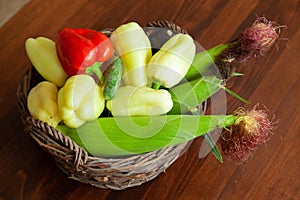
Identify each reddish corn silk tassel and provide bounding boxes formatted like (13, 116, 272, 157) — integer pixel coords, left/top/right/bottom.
(237, 16, 280, 60)
(226, 17, 280, 62)
(215, 17, 281, 80)
(220, 106, 276, 162)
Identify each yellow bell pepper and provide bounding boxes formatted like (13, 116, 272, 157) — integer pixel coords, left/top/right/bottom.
(27, 81, 61, 127)
(110, 22, 152, 87)
(58, 75, 105, 128)
(25, 37, 68, 87)
(106, 86, 173, 116)
(147, 33, 196, 88)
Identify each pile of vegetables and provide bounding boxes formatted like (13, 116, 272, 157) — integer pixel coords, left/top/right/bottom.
(25, 17, 279, 162)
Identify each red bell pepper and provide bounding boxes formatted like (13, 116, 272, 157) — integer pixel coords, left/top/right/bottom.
(56, 28, 114, 76)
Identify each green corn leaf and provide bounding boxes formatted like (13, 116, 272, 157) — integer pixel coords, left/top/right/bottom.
(57, 114, 235, 157)
(223, 86, 250, 104)
(168, 75, 249, 114)
(190, 109, 223, 163)
(169, 76, 223, 114)
(231, 72, 244, 77)
(185, 44, 229, 81)
(203, 133, 223, 163)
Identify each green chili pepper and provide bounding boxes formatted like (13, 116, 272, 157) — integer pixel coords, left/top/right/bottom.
(103, 57, 123, 100)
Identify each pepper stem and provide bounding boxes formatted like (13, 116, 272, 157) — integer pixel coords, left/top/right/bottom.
(152, 82, 161, 90)
(85, 62, 104, 83)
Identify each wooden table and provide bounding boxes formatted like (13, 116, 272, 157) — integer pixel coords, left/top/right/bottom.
(1, 0, 299, 199)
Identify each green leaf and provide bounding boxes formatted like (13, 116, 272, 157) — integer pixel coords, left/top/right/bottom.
(57, 115, 235, 157)
(223, 87, 250, 104)
(169, 75, 249, 115)
(191, 108, 223, 163)
(231, 72, 244, 77)
(185, 44, 229, 81)
(197, 76, 250, 104)
(168, 76, 223, 114)
(203, 133, 223, 163)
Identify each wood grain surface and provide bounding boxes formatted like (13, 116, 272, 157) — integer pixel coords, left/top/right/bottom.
(0, 0, 299, 199)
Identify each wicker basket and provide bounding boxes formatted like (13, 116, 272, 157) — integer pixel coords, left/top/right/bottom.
(17, 21, 203, 190)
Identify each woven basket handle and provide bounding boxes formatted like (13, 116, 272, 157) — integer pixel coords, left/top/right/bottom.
(146, 20, 188, 34)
